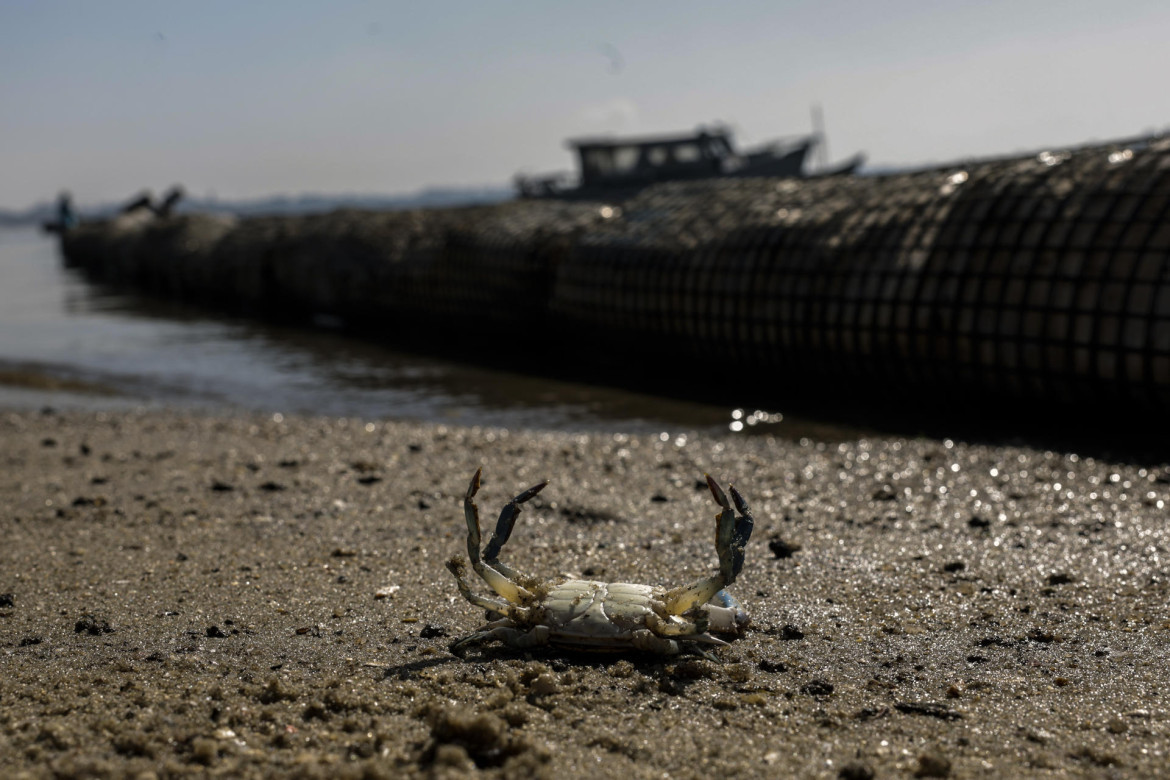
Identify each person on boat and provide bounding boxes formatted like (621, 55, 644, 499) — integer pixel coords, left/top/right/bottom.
(56, 191, 78, 232)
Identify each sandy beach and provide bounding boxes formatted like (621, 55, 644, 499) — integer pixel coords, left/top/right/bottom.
(0, 406, 1167, 778)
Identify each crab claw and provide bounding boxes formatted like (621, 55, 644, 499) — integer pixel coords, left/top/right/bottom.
(664, 474, 753, 616)
(462, 469, 537, 604)
(466, 467, 483, 500)
(728, 484, 755, 579)
(482, 478, 548, 563)
(706, 473, 730, 510)
(512, 479, 550, 504)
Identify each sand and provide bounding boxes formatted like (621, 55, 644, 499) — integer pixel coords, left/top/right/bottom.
(1, 407, 1168, 778)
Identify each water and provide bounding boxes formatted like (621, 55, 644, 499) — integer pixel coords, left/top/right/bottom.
(0, 225, 783, 435)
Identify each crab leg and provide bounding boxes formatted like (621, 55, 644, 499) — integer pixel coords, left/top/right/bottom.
(445, 557, 532, 622)
(450, 624, 551, 655)
(646, 610, 708, 637)
(482, 474, 548, 581)
(463, 468, 538, 604)
(662, 475, 754, 615)
(630, 629, 727, 655)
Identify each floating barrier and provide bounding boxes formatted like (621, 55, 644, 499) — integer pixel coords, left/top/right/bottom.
(62, 136, 1170, 416)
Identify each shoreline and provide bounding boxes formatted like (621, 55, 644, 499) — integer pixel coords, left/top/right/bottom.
(2, 406, 1168, 777)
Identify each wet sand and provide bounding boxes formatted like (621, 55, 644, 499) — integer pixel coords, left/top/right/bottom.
(2, 407, 1168, 778)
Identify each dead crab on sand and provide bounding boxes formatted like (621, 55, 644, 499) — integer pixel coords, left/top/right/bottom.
(446, 468, 754, 655)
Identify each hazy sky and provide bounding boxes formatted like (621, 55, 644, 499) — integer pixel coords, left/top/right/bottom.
(3, 0, 1169, 209)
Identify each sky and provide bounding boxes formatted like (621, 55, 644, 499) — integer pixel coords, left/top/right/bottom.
(2, 0, 1170, 210)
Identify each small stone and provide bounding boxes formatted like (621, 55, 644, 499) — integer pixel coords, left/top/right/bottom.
(1106, 717, 1128, 734)
(0, 593, 14, 608)
(781, 624, 804, 640)
(1046, 572, 1075, 586)
(768, 537, 802, 559)
(206, 625, 228, 638)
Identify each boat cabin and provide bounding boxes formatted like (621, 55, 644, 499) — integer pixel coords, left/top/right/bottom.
(569, 130, 737, 189)
(515, 126, 824, 199)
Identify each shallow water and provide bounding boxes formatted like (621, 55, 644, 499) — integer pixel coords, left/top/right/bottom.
(0, 226, 798, 436)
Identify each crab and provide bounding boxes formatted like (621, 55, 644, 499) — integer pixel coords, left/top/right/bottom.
(445, 468, 754, 656)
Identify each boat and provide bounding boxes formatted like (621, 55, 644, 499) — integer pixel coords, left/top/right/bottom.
(810, 151, 866, 178)
(516, 126, 821, 199)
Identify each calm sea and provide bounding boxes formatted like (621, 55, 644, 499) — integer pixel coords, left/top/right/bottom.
(0, 225, 776, 435)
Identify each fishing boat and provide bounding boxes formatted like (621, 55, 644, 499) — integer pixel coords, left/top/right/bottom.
(516, 126, 821, 199)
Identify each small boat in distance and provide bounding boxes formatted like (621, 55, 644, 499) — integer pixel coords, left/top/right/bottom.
(516, 126, 857, 199)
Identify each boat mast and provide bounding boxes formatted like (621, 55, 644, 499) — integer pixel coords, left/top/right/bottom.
(811, 103, 829, 172)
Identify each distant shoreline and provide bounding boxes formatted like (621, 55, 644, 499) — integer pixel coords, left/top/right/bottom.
(0, 185, 514, 228)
